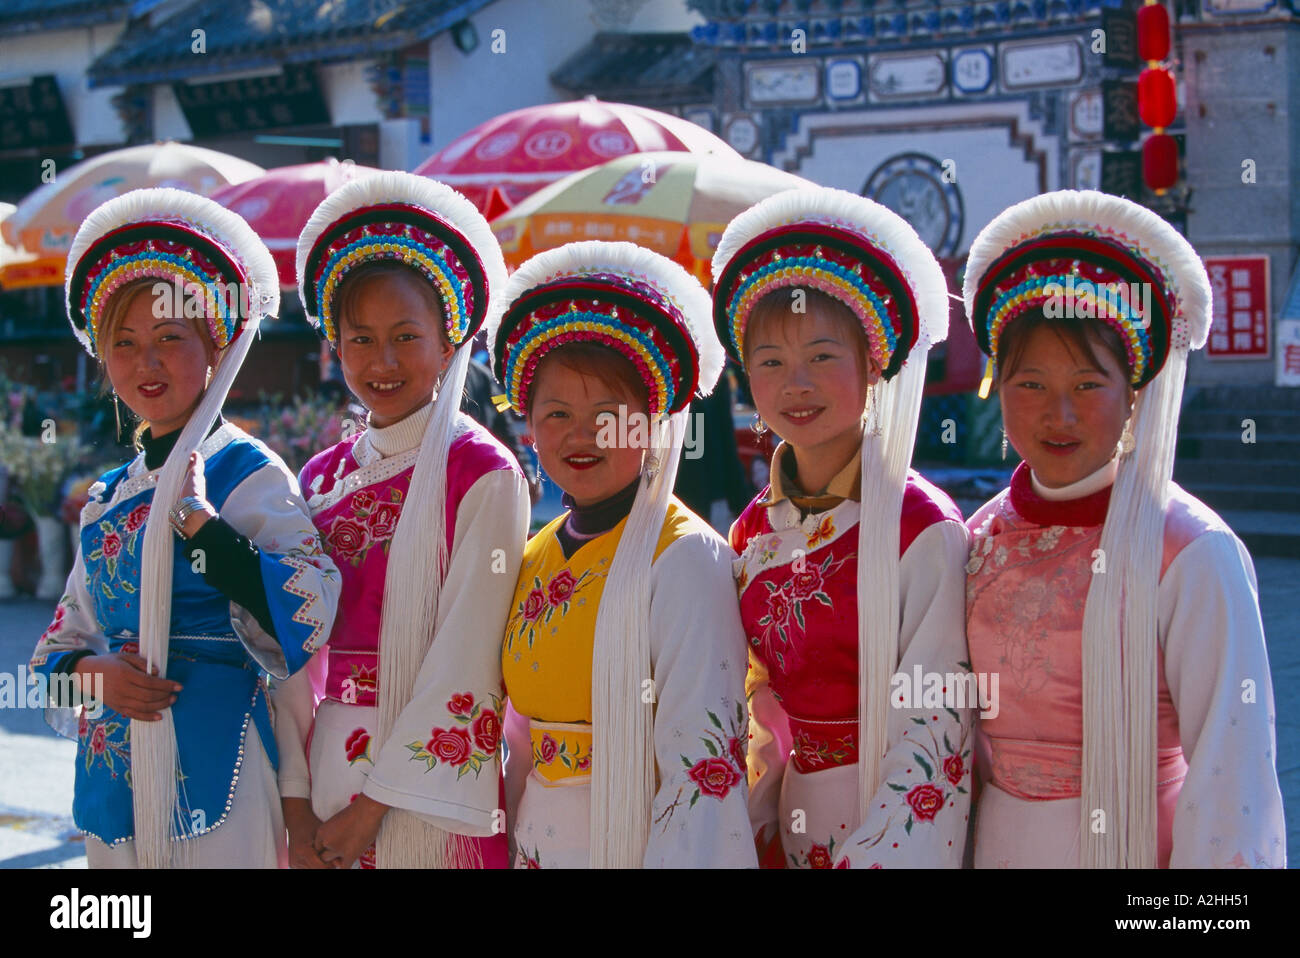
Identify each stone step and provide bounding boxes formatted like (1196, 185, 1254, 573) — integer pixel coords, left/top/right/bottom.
(1178, 409, 1300, 435)
(1177, 482, 1300, 514)
(1176, 433, 1300, 462)
(1175, 459, 1300, 487)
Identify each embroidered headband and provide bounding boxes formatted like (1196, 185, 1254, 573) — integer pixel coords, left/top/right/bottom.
(65, 188, 278, 357)
(485, 241, 722, 418)
(963, 190, 1212, 390)
(296, 172, 506, 349)
(711, 187, 949, 379)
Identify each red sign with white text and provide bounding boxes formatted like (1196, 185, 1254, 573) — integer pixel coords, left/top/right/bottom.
(1204, 255, 1270, 359)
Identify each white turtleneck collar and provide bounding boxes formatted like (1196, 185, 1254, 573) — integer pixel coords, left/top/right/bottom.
(364, 401, 434, 458)
(1030, 455, 1120, 501)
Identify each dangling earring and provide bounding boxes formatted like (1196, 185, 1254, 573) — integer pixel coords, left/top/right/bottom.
(1118, 418, 1136, 456)
(1001, 428, 1008, 461)
(643, 451, 661, 482)
(113, 393, 123, 443)
(750, 411, 767, 436)
(866, 385, 882, 437)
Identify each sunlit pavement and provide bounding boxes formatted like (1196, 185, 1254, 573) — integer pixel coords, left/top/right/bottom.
(2, 554, 1297, 868)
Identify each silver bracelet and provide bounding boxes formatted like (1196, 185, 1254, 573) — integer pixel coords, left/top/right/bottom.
(169, 496, 211, 539)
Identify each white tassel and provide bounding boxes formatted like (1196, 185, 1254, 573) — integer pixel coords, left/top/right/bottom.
(589, 411, 685, 867)
(373, 346, 476, 869)
(133, 308, 259, 868)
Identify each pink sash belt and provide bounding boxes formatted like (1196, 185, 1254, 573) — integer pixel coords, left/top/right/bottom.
(989, 736, 1188, 801)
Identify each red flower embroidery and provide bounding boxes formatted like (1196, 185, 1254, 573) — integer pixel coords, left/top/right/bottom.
(90, 725, 107, 755)
(77, 712, 88, 739)
(766, 589, 791, 624)
(101, 530, 122, 559)
(522, 589, 546, 621)
(788, 567, 822, 599)
(905, 783, 945, 822)
(359, 844, 377, 869)
(351, 490, 376, 513)
(471, 709, 500, 753)
(806, 844, 833, 869)
(687, 757, 742, 800)
(546, 569, 577, 606)
(39, 605, 67, 644)
(425, 726, 473, 766)
(121, 641, 139, 655)
(327, 518, 368, 558)
(447, 692, 475, 716)
(942, 754, 965, 786)
(367, 501, 401, 540)
(577, 754, 591, 771)
(727, 736, 747, 775)
(525, 856, 540, 869)
(539, 733, 558, 765)
(123, 504, 150, 533)
(344, 728, 371, 764)
(836, 858, 851, 869)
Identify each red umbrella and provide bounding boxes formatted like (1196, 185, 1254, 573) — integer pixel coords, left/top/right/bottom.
(209, 158, 381, 288)
(414, 98, 739, 218)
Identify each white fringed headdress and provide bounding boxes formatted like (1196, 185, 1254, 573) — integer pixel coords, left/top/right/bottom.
(963, 190, 1211, 867)
(297, 171, 506, 868)
(65, 187, 279, 867)
(484, 240, 720, 867)
(712, 187, 950, 826)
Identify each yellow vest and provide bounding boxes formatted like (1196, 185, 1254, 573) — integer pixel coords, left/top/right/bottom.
(502, 499, 708, 783)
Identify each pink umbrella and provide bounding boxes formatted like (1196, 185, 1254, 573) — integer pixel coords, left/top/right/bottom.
(209, 158, 382, 288)
(414, 98, 739, 219)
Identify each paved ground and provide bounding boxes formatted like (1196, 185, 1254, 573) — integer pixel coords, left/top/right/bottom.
(2, 556, 1298, 868)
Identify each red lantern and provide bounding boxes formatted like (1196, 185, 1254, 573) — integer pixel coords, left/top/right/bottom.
(1137, 4, 1171, 62)
(1139, 67, 1177, 128)
(1143, 133, 1179, 191)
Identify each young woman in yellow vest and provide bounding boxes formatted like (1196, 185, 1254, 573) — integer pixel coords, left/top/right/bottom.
(486, 241, 757, 867)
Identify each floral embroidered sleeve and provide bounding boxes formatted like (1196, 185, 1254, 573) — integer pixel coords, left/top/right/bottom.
(219, 462, 341, 680)
(1161, 531, 1286, 868)
(361, 467, 529, 834)
(838, 520, 975, 868)
(643, 531, 758, 868)
(29, 537, 111, 740)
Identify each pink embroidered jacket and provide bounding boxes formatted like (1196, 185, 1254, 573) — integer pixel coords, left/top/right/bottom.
(965, 462, 1286, 868)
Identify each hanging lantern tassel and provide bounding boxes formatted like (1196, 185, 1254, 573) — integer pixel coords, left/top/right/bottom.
(1143, 133, 1179, 193)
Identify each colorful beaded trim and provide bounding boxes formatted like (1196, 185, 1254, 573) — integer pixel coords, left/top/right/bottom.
(305, 205, 484, 347)
(72, 223, 246, 356)
(971, 232, 1174, 388)
(496, 273, 698, 417)
(713, 224, 918, 379)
